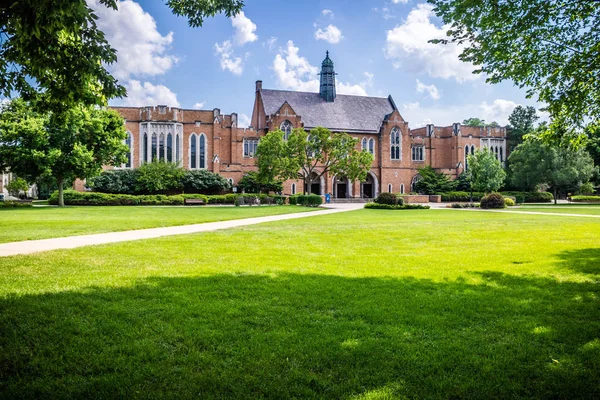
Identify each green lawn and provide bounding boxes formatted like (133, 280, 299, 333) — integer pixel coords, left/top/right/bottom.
(517, 204, 600, 215)
(1, 210, 599, 398)
(0, 205, 315, 243)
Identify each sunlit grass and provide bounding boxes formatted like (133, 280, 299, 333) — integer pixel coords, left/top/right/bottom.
(0, 210, 598, 398)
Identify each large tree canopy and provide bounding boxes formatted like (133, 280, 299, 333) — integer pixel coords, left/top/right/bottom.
(0, 0, 244, 108)
(429, 0, 600, 136)
(256, 127, 374, 195)
(507, 105, 539, 151)
(0, 98, 128, 206)
(466, 149, 506, 193)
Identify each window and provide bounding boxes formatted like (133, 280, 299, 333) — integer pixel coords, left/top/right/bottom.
(499, 147, 504, 162)
(362, 138, 367, 151)
(400, 184, 405, 194)
(390, 127, 401, 160)
(175, 134, 180, 164)
(471, 145, 475, 155)
(291, 183, 296, 195)
(151, 133, 157, 161)
(143, 132, 148, 163)
(190, 134, 197, 169)
(412, 145, 425, 161)
(166, 133, 173, 162)
(159, 133, 165, 160)
(388, 184, 392, 193)
(244, 138, 259, 158)
(199, 134, 206, 169)
(281, 120, 293, 140)
(368, 138, 375, 156)
(125, 132, 132, 168)
(465, 146, 469, 170)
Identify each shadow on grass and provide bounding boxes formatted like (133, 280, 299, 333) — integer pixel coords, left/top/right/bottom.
(556, 247, 600, 275)
(1, 271, 599, 399)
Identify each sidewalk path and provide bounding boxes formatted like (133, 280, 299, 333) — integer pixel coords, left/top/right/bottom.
(0, 205, 362, 257)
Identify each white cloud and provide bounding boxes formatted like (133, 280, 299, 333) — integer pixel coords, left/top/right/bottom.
(416, 79, 440, 100)
(238, 113, 251, 128)
(373, 7, 396, 20)
(214, 40, 244, 76)
(87, 0, 177, 80)
(124, 80, 180, 107)
(384, 3, 477, 82)
(362, 72, 374, 87)
(400, 98, 518, 127)
(264, 36, 278, 52)
(322, 9, 334, 18)
(231, 11, 258, 46)
(392, 0, 410, 3)
(193, 102, 205, 109)
(272, 41, 368, 96)
(315, 25, 344, 44)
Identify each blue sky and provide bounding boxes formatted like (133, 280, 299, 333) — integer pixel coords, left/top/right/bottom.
(91, 0, 545, 128)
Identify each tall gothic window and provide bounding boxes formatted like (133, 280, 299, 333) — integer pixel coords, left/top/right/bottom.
(244, 138, 259, 158)
(390, 127, 401, 160)
(167, 133, 173, 162)
(143, 132, 148, 163)
(499, 147, 504, 162)
(362, 138, 367, 151)
(465, 146, 469, 170)
(190, 134, 197, 169)
(281, 120, 293, 140)
(159, 133, 165, 160)
(368, 138, 375, 156)
(125, 132, 132, 168)
(175, 134, 180, 164)
(199, 134, 206, 169)
(412, 145, 425, 161)
(151, 133, 158, 161)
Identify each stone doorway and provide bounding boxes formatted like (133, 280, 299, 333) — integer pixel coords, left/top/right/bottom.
(333, 175, 351, 199)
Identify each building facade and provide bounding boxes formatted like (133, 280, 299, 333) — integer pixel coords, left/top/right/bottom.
(110, 52, 507, 198)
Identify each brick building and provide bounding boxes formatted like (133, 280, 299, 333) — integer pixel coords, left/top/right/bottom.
(111, 52, 507, 199)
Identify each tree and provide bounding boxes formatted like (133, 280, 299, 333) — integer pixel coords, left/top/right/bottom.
(0, 0, 244, 109)
(135, 161, 185, 195)
(508, 139, 596, 203)
(414, 165, 457, 194)
(237, 171, 283, 194)
(429, 0, 600, 138)
(5, 177, 29, 198)
(0, 98, 128, 206)
(466, 149, 506, 193)
(462, 118, 486, 127)
(507, 106, 539, 151)
(256, 127, 374, 195)
(182, 169, 231, 195)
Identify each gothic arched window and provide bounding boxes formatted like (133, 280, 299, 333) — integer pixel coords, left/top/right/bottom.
(390, 127, 401, 160)
(190, 134, 197, 169)
(199, 134, 206, 169)
(368, 138, 375, 156)
(125, 131, 133, 168)
(281, 120, 293, 140)
(362, 138, 367, 151)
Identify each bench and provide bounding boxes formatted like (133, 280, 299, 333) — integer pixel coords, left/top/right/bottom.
(184, 198, 205, 206)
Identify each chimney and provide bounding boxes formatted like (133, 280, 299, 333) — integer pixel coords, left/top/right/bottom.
(256, 80, 263, 92)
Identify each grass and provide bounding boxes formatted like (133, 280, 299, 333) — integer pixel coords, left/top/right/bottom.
(0, 205, 315, 243)
(517, 204, 600, 215)
(0, 209, 599, 398)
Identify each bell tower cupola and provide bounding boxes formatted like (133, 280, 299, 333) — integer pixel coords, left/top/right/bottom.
(319, 51, 337, 102)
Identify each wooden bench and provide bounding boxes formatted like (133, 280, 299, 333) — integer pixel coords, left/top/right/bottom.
(184, 198, 205, 206)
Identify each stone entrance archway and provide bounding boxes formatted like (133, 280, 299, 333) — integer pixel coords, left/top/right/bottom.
(332, 175, 352, 199)
(360, 172, 379, 199)
(304, 172, 324, 195)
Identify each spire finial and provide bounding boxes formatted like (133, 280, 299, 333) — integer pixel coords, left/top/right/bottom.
(326, 50, 329, 57)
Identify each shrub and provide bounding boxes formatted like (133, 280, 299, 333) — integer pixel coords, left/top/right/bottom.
(374, 192, 399, 205)
(134, 161, 185, 195)
(414, 166, 457, 194)
(578, 182, 595, 195)
(500, 191, 553, 203)
(480, 192, 506, 209)
(6, 177, 29, 197)
(237, 172, 283, 194)
(89, 169, 137, 194)
(206, 194, 237, 204)
(504, 197, 515, 207)
(294, 194, 322, 207)
(365, 203, 430, 210)
(449, 203, 478, 208)
(440, 191, 485, 202)
(182, 170, 231, 195)
(571, 195, 600, 203)
(48, 190, 185, 206)
(1, 200, 33, 208)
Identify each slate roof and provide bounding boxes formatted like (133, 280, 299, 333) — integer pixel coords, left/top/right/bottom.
(260, 89, 397, 133)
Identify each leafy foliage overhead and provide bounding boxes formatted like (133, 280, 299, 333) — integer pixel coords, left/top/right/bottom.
(0, 0, 244, 108)
(429, 0, 600, 134)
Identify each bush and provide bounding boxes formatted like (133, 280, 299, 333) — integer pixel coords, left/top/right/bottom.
(89, 169, 137, 194)
(237, 172, 283, 194)
(6, 177, 29, 197)
(365, 203, 430, 210)
(293, 194, 322, 207)
(1, 200, 33, 208)
(134, 161, 185, 195)
(504, 197, 515, 207)
(480, 192, 506, 209)
(571, 195, 600, 203)
(500, 191, 554, 203)
(206, 194, 237, 204)
(374, 192, 401, 206)
(440, 191, 485, 202)
(449, 203, 478, 208)
(578, 182, 595, 195)
(182, 194, 209, 203)
(48, 190, 185, 206)
(414, 166, 457, 194)
(182, 170, 231, 195)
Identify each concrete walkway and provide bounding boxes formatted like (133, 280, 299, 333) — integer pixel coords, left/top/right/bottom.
(0, 205, 363, 258)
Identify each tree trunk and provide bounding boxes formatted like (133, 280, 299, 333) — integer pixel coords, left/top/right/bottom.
(306, 178, 312, 195)
(57, 177, 65, 207)
(553, 187, 558, 205)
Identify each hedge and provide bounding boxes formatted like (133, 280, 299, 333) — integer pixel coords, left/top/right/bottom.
(571, 195, 600, 203)
(365, 203, 430, 210)
(1, 201, 33, 208)
(48, 190, 288, 206)
(440, 191, 554, 203)
(289, 194, 323, 207)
